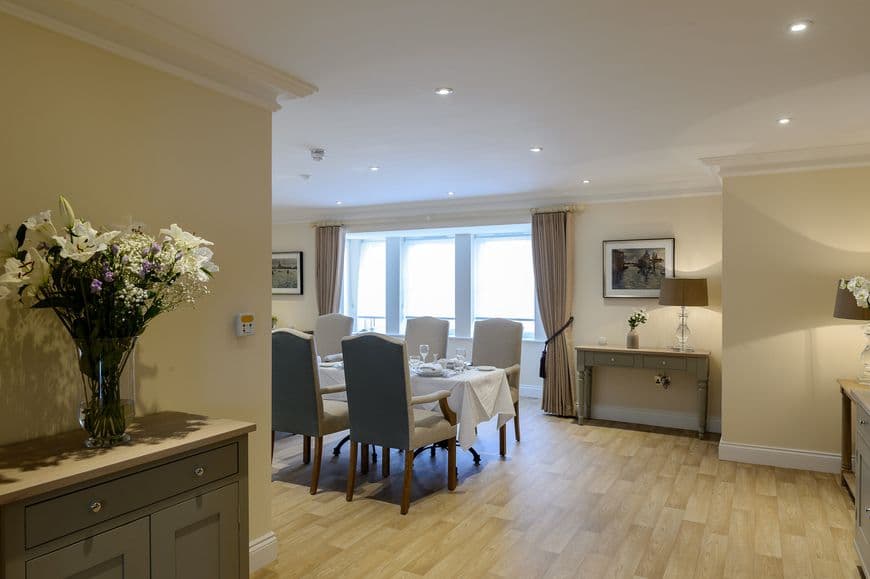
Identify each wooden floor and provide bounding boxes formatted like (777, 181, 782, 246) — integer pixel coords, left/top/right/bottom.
(254, 399, 859, 578)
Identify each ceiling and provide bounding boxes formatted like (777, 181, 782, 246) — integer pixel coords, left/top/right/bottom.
(126, 0, 870, 220)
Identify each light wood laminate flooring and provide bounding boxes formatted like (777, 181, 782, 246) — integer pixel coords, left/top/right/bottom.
(254, 399, 858, 578)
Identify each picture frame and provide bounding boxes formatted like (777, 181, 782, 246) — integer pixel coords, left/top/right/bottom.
(272, 251, 303, 295)
(603, 238, 675, 298)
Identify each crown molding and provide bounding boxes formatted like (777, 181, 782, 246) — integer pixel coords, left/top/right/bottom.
(0, 0, 316, 111)
(272, 180, 721, 228)
(702, 143, 870, 178)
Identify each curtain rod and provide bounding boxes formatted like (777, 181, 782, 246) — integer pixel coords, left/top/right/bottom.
(310, 221, 345, 228)
(530, 203, 580, 215)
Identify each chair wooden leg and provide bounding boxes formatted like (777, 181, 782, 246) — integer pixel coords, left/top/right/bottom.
(513, 400, 521, 442)
(401, 449, 414, 515)
(361, 443, 370, 475)
(447, 437, 457, 491)
(302, 435, 311, 464)
(382, 446, 390, 478)
(499, 425, 507, 457)
(310, 436, 323, 495)
(346, 440, 357, 502)
(271, 430, 275, 462)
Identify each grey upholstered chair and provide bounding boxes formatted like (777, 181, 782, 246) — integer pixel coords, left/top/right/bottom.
(405, 316, 449, 362)
(472, 318, 523, 456)
(272, 328, 349, 495)
(341, 333, 458, 514)
(314, 313, 353, 359)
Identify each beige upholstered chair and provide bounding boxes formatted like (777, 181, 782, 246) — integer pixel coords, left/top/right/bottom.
(472, 318, 523, 456)
(314, 313, 353, 359)
(341, 333, 458, 514)
(405, 316, 449, 362)
(272, 328, 349, 494)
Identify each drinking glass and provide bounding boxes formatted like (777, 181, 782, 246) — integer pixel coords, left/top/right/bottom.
(419, 344, 430, 363)
(455, 348, 467, 372)
(409, 355, 421, 370)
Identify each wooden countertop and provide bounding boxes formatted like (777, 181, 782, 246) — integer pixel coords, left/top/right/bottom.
(843, 379, 870, 415)
(576, 345, 711, 357)
(0, 412, 255, 506)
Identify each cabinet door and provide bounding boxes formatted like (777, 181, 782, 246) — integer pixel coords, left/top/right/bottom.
(151, 483, 240, 579)
(860, 447, 870, 547)
(25, 518, 149, 579)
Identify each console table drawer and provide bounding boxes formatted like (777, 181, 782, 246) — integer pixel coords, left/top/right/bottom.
(593, 352, 635, 367)
(25, 442, 238, 549)
(859, 404, 870, 444)
(643, 356, 687, 371)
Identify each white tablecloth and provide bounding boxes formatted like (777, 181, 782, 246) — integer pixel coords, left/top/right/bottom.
(319, 366, 515, 449)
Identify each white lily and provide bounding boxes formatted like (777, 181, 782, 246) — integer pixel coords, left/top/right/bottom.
(0, 225, 19, 260)
(160, 224, 213, 250)
(58, 195, 76, 228)
(52, 220, 120, 263)
(23, 210, 57, 247)
(0, 257, 27, 286)
(0, 284, 10, 300)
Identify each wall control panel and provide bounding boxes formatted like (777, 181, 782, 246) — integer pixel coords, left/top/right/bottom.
(236, 313, 255, 337)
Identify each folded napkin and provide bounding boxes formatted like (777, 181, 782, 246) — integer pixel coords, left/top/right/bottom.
(418, 363, 442, 372)
(323, 353, 343, 362)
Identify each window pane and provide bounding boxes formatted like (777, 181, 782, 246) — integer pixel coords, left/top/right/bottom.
(356, 241, 386, 332)
(474, 236, 535, 337)
(402, 238, 455, 332)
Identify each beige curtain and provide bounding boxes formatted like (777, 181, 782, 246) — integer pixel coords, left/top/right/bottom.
(315, 225, 346, 315)
(532, 210, 576, 416)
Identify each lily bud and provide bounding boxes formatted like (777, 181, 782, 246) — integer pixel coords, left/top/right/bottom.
(58, 195, 76, 229)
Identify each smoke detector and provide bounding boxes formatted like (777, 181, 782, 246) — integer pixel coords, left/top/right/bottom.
(310, 148, 325, 162)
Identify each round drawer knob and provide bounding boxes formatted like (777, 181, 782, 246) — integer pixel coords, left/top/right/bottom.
(861, 419, 868, 425)
(88, 500, 103, 513)
(662, 361, 667, 365)
(194, 466, 205, 477)
(610, 358, 615, 362)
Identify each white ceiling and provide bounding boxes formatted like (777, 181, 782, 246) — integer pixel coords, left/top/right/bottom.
(127, 0, 870, 221)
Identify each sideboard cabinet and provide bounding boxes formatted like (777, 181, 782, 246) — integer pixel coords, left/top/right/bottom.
(0, 412, 255, 579)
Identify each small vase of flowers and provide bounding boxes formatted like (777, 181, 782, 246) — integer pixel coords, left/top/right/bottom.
(626, 308, 648, 349)
(0, 196, 217, 447)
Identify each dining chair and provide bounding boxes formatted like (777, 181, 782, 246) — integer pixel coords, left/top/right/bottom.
(405, 316, 449, 362)
(314, 313, 353, 358)
(472, 318, 523, 456)
(342, 333, 458, 514)
(272, 328, 349, 494)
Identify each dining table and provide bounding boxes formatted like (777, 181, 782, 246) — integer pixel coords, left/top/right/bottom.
(318, 363, 516, 454)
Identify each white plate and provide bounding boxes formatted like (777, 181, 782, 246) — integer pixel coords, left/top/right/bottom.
(415, 368, 445, 377)
(475, 365, 496, 372)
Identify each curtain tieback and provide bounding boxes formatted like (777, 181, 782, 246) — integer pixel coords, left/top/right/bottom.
(539, 316, 574, 379)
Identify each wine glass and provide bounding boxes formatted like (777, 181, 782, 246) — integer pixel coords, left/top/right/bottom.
(409, 355, 421, 370)
(419, 344, 430, 364)
(455, 348, 467, 372)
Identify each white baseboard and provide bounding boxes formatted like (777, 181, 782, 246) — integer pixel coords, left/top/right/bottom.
(519, 384, 542, 398)
(591, 404, 721, 433)
(249, 531, 278, 573)
(718, 440, 840, 473)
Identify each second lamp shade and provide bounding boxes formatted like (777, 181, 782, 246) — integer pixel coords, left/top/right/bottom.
(659, 278, 708, 307)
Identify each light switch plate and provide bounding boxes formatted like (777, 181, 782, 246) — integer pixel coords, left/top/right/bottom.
(236, 313, 255, 336)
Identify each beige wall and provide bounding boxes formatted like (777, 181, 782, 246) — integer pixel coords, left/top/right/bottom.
(272, 223, 319, 330)
(0, 14, 273, 540)
(574, 196, 723, 429)
(722, 166, 870, 453)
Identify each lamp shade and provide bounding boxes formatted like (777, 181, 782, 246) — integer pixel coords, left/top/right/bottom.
(834, 285, 870, 320)
(659, 278, 708, 307)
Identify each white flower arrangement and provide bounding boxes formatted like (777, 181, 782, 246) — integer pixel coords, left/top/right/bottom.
(628, 308, 648, 330)
(842, 276, 870, 309)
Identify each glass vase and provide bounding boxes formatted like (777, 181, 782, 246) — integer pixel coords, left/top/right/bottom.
(75, 337, 137, 448)
(626, 329, 639, 349)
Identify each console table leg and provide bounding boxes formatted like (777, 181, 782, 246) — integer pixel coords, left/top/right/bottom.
(697, 380, 708, 438)
(582, 366, 593, 422)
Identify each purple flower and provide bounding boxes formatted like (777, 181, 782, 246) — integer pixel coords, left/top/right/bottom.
(90, 279, 102, 294)
(103, 269, 115, 283)
(175, 251, 183, 262)
(139, 260, 156, 277)
(111, 244, 120, 255)
(151, 242, 161, 254)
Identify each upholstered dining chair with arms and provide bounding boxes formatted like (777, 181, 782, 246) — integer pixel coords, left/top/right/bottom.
(342, 333, 458, 514)
(405, 316, 449, 362)
(272, 328, 349, 494)
(472, 318, 523, 456)
(314, 313, 353, 359)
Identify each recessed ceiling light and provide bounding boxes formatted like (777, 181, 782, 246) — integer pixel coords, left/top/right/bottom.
(530, 146, 543, 153)
(435, 87, 454, 96)
(369, 166, 380, 172)
(336, 201, 343, 205)
(777, 117, 792, 125)
(447, 191, 455, 197)
(789, 20, 811, 33)
(582, 179, 591, 185)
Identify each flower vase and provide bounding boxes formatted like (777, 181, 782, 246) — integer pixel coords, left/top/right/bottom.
(76, 337, 137, 448)
(626, 329, 639, 349)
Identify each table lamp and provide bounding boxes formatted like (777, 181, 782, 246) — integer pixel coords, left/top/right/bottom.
(659, 278, 708, 352)
(833, 284, 870, 384)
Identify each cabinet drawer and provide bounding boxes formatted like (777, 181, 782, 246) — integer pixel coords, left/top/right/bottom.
(643, 356, 687, 371)
(593, 352, 635, 367)
(25, 442, 238, 549)
(859, 405, 870, 444)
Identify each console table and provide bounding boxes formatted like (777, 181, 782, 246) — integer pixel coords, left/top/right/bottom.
(839, 377, 870, 501)
(0, 412, 255, 579)
(575, 345, 711, 437)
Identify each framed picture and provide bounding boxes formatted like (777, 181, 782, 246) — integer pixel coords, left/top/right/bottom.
(272, 251, 303, 295)
(603, 238, 675, 298)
